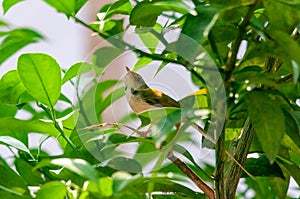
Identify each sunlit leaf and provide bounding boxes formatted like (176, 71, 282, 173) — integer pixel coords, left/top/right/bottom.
(17, 53, 61, 107)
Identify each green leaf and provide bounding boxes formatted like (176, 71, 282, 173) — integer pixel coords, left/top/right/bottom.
(283, 110, 300, 148)
(92, 47, 123, 74)
(0, 28, 43, 65)
(0, 159, 30, 198)
(98, 177, 113, 197)
(0, 70, 26, 104)
(62, 62, 93, 85)
(134, 57, 153, 71)
(242, 154, 284, 178)
(2, 0, 24, 14)
(245, 91, 285, 163)
(17, 53, 61, 107)
(43, 0, 87, 16)
(277, 156, 300, 186)
(36, 158, 98, 182)
(130, 1, 162, 27)
(263, 0, 300, 31)
(181, 5, 220, 43)
(0, 117, 60, 137)
(0, 102, 17, 118)
(99, 0, 132, 20)
(137, 25, 162, 54)
(108, 157, 142, 173)
(36, 181, 66, 199)
(15, 158, 44, 185)
(96, 87, 125, 115)
(0, 136, 30, 154)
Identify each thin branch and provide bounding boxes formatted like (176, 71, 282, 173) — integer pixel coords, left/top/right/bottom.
(168, 154, 215, 199)
(224, 0, 261, 79)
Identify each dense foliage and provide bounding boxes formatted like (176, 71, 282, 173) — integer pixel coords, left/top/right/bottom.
(0, 0, 299, 198)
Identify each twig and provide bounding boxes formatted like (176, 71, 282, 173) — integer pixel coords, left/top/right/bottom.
(168, 154, 215, 199)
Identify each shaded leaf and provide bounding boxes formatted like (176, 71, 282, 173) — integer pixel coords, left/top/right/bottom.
(36, 158, 98, 182)
(243, 154, 284, 178)
(245, 91, 285, 163)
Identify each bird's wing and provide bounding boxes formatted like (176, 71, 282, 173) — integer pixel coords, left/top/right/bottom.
(136, 87, 180, 108)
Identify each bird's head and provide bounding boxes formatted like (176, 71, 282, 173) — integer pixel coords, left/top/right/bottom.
(124, 67, 148, 91)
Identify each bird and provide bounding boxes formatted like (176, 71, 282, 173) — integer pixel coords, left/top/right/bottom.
(124, 66, 180, 114)
(124, 67, 212, 141)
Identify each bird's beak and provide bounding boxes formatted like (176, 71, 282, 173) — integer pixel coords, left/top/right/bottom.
(125, 67, 133, 76)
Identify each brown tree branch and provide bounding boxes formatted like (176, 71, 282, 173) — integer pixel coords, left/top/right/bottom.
(168, 154, 215, 199)
(225, 118, 256, 198)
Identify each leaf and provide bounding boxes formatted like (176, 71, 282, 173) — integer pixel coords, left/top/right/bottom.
(15, 158, 44, 185)
(0, 136, 30, 154)
(0, 159, 30, 198)
(181, 5, 220, 43)
(2, 0, 24, 14)
(283, 110, 300, 148)
(43, 0, 87, 16)
(277, 156, 300, 187)
(0, 117, 60, 137)
(130, 1, 162, 27)
(36, 158, 98, 182)
(0, 70, 26, 104)
(0, 28, 43, 65)
(36, 181, 66, 199)
(100, 0, 132, 20)
(62, 62, 93, 85)
(92, 47, 123, 74)
(17, 53, 61, 107)
(108, 157, 142, 173)
(96, 87, 125, 115)
(263, 0, 300, 31)
(133, 57, 152, 71)
(245, 91, 285, 163)
(242, 154, 284, 178)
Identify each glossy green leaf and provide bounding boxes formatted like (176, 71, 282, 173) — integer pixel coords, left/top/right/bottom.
(0, 102, 17, 118)
(245, 91, 285, 163)
(43, 0, 87, 16)
(100, 0, 132, 20)
(2, 0, 24, 14)
(36, 158, 98, 182)
(17, 53, 61, 107)
(0, 136, 30, 154)
(62, 62, 93, 85)
(0, 70, 26, 104)
(0, 117, 60, 137)
(36, 181, 66, 199)
(0, 29, 43, 65)
(134, 57, 152, 71)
